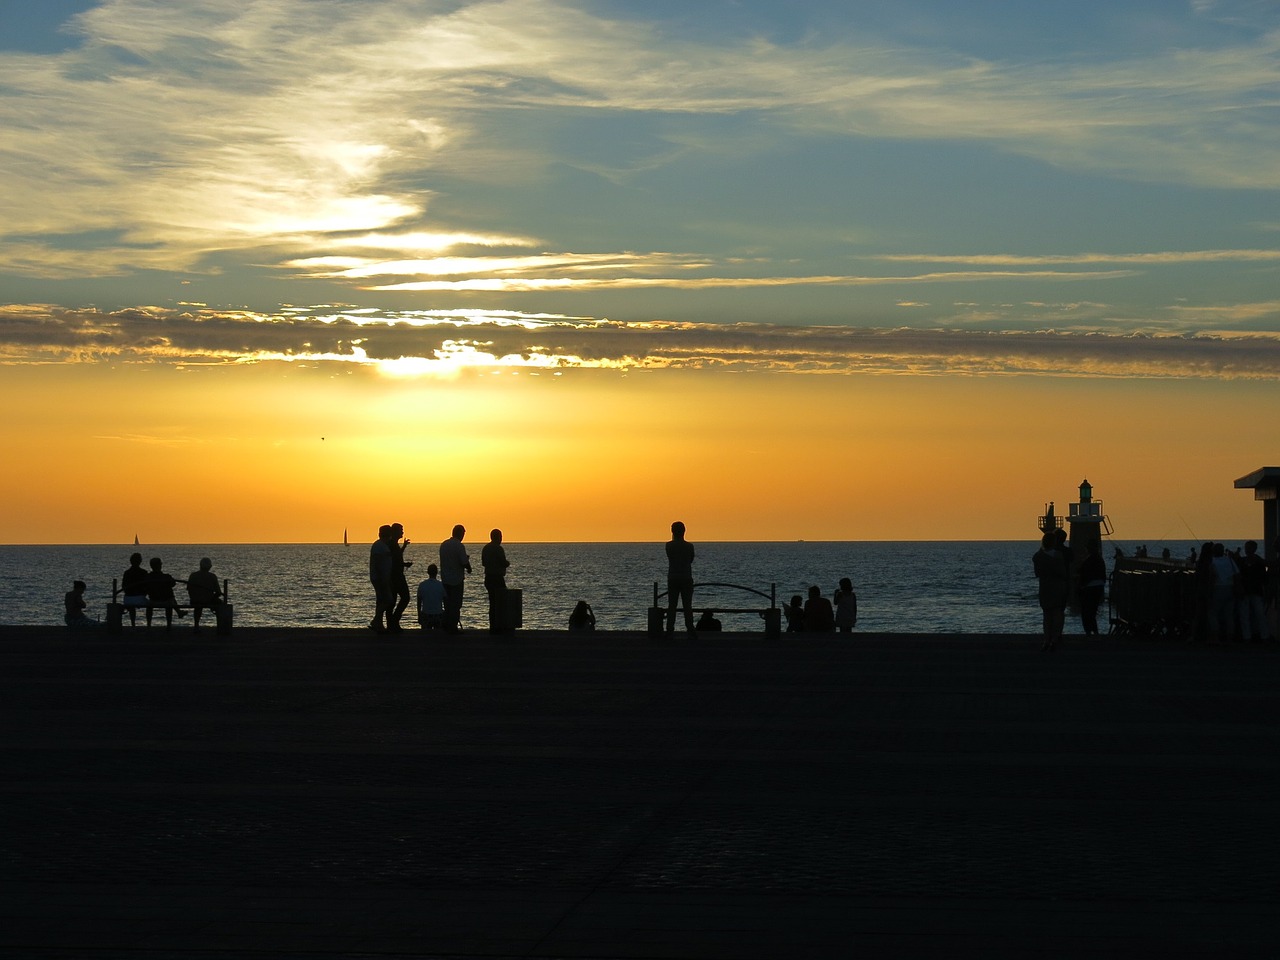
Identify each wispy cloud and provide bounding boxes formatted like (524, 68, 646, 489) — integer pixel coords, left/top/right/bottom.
(876, 250, 1280, 267)
(0, 0, 1277, 287)
(364, 270, 1136, 293)
(3, 304, 1279, 380)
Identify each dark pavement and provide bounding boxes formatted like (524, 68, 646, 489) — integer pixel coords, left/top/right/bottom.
(1, 626, 1278, 958)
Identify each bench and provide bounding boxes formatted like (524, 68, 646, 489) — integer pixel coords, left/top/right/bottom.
(649, 581, 780, 638)
(106, 577, 234, 635)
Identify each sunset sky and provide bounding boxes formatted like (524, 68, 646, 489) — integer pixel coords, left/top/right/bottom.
(2, 0, 1278, 544)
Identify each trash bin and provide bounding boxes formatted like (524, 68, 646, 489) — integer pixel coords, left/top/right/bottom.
(647, 606, 665, 638)
(215, 603, 234, 636)
(762, 607, 781, 640)
(504, 589, 523, 630)
(105, 603, 123, 635)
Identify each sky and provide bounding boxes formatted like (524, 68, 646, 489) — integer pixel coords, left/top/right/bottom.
(1, 0, 1278, 544)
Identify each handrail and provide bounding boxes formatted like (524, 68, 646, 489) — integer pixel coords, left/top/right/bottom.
(653, 581, 776, 607)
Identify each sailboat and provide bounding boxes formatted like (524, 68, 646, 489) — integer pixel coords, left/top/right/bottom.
(343, 528, 348, 547)
(134, 534, 140, 545)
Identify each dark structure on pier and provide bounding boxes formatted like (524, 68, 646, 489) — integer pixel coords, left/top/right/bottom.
(1039, 479, 1112, 610)
(1234, 466, 1280, 560)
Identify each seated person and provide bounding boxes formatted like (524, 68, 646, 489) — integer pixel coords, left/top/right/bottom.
(568, 600, 596, 632)
(783, 595, 804, 633)
(186, 558, 223, 634)
(145, 557, 184, 629)
(696, 609, 721, 632)
(64, 580, 96, 629)
(802, 585, 835, 633)
(121, 552, 149, 626)
(416, 563, 446, 631)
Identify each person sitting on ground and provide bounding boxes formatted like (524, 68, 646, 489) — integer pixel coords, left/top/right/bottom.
(64, 580, 96, 629)
(568, 600, 596, 632)
(803, 585, 835, 633)
(416, 563, 446, 632)
(696, 609, 722, 632)
(145, 557, 184, 629)
(783, 595, 804, 633)
(186, 558, 223, 634)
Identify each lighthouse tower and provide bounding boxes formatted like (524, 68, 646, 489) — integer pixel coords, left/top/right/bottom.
(1067, 479, 1112, 565)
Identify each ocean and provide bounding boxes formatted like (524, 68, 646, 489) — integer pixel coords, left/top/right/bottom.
(0, 540, 1201, 633)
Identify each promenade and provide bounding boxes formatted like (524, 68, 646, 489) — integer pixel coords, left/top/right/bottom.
(1, 626, 1277, 958)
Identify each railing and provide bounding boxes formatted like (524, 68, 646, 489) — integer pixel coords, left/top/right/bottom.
(650, 581, 780, 637)
(1108, 558, 1194, 638)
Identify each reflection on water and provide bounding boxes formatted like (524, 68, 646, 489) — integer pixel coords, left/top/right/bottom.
(0, 540, 1198, 633)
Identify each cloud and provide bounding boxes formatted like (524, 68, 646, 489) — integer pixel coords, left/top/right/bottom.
(875, 250, 1280, 267)
(0, 0, 1278, 287)
(364, 269, 1136, 292)
(3, 303, 1279, 380)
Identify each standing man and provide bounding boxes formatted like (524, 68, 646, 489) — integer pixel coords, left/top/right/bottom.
(1033, 533, 1068, 651)
(369, 524, 393, 634)
(1077, 540, 1107, 636)
(481, 528, 511, 634)
(388, 522, 413, 632)
(439, 524, 472, 633)
(1236, 540, 1271, 643)
(665, 520, 696, 640)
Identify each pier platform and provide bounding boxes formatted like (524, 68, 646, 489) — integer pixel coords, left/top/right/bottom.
(1, 626, 1277, 958)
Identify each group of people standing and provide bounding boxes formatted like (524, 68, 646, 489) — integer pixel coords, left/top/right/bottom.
(1034, 530, 1276, 648)
(1033, 532, 1107, 651)
(1193, 540, 1273, 644)
(368, 523, 511, 634)
(368, 520, 862, 638)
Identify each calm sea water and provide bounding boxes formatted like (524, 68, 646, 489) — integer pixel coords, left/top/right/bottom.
(0, 540, 1200, 633)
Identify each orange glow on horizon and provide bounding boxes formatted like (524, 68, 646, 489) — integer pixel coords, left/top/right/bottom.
(0, 361, 1267, 545)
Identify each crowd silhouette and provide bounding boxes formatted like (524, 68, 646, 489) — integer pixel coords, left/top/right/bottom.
(65, 524, 1275, 643)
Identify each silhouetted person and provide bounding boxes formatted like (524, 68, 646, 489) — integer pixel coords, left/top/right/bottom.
(481, 528, 511, 634)
(1236, 540, 1270, 642)
(568, 600, 595, 632)
(1209, 542, 1238, 642)
(439, 524, 472, 633)
(834, 577, 858, 634)
(1192, 541, 1215, 642)
(1053, 528, 1073, 589)
(186, 557, 223, 634)
(369, 524, 393, 633)
(416, 563, 446, 631)
(803, 585, 834, 633)
(696, 609, 721, 632)
(121, 552, 148, 626)
(145, 557, 182, 629)
(388, 522, 412, 631)
(665, 521, 696, 639)
(64, 580, 95, 629)
(1033, 533, 1067, 651)
(1077, 541, 1107, 635)
(783, 595, 804, 633)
